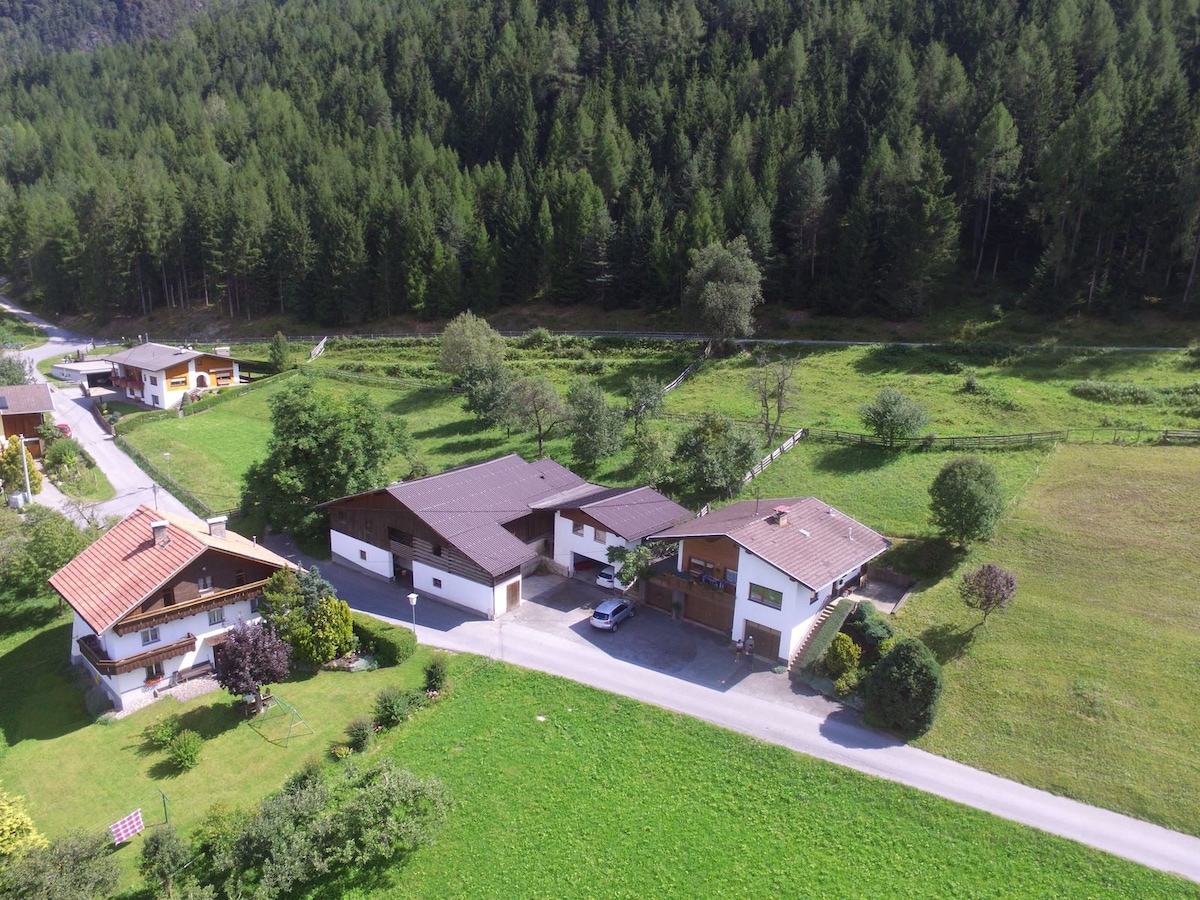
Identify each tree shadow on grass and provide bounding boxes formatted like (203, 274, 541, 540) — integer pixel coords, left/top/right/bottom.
(177, 702, 241, 740)
(384, 388, 458, 416)
(920, 622, 979, 665)
(0, 624, 90, 745)
(877, 537, 964, 584)
(0, 599, 62, 636)
(811, 445, 898, 474)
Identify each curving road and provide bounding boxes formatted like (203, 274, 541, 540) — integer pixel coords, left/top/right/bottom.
(1, 297, 197, 523)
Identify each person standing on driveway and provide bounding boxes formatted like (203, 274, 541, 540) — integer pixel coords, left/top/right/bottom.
(745, 634, 755, 670)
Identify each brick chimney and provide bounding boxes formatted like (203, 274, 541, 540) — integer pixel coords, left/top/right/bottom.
(206, 515, 228, 539)
(150, 519, 169, 547)
(773, 505, 790, 526)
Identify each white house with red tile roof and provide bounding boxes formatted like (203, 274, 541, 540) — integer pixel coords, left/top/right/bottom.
(648, 498, 890, 663)
(49, 505, 295, 711)
(319, 455, 691, 618)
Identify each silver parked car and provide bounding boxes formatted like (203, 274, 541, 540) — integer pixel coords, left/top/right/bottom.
(590, 598, 635, 631)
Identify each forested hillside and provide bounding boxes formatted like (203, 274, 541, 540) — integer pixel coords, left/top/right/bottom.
(1, 0, 1198, 326)
(0, 0, 215, 72)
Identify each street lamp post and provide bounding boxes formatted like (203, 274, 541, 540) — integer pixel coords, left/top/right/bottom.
(18, 434, 32, 503)
(407, 592, 418, 632)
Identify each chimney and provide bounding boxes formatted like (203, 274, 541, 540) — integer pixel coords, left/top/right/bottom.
(214, 346, 231, 357)
(150, 519, 169, 547)
(206, 515, 228, 539)
(773, 505, 790, 526)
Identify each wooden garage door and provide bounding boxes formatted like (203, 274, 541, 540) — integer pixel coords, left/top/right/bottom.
(743, 620, 781, 662)
(645, 582, 673, 612)
(506, 581, 521, 612)
(684, 590, 734, 634)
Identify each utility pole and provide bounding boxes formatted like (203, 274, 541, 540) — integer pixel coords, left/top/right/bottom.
(18, 434, 31, 502)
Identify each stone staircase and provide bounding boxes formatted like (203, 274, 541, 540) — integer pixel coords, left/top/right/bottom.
(788, 597, 855, 673)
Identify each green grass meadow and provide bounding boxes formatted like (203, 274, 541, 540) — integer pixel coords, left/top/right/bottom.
(899, 445, 1200, 835)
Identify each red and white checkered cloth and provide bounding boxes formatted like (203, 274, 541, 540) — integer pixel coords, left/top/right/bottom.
(109, 809, 144, 844)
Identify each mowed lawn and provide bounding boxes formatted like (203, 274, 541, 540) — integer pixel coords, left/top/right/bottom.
(899, 445, 1200, 836)
(738, 442, 1052, 537)
(1, 607, 1194, 899)
(666, 344, 1200, 435)
(335, 662, 1193, 899)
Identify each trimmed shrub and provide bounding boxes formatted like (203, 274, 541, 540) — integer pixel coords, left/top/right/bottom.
(167, 730, 203, 770)
(863, 638, 943, 738)
(824, 633, 861, 679)
(424, 652, 449, 692)
(143, 714, 182, 748)
(844, 603, 896, 662)
(345, 715, 375, 752)
(833, 668, 865, 698)
(351, 613, 417, 667)
(1070, 380, 1158, 405)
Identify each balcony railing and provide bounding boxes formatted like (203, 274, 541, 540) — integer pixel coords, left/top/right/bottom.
(114, 579, 268, 636)
(78, 632, 196, 676)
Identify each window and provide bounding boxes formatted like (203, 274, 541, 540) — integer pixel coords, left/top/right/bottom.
(360, 549, 368, 560)
(688, 557, 715, 578)
(169, 375, 187, 387)
(749, 583, 783, 610)
(725, 568, 738, 586)
(197, 574, 213, 593)
(250, 595, 260, 613)
(148, 375, 159, 386)
(145, 662, 164, 682)
(141, 627, 160, 646)
(432, 577, 442, 589)
(432, 544, 443, 557)
(150, 394, 159, 406)
(208, 608, 225, 626)
(572, 521, 584, 537)
(593, 528, 607, 544)
(235, 568, 246, 586)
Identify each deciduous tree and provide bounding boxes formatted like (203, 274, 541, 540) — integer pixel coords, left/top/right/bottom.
(672, 413, 759, 503)
(860, 387, 929, 445)
(139, 825, 191, 898)
(215, 621, 291, 715)
(929, 455, 1005, 546)
(959, 562, 1017, 625)
(565, 379, 623, 474)
(437, 311, 505, 377)
(749, 353, 799, 446)
(863, 637, 943, 737)
(0, 830, 118, 900)
(510, 376, 565, 456)
(624, 375, 664, 436)
(684, 236, 763, 347)
(0, 435, 42, 497)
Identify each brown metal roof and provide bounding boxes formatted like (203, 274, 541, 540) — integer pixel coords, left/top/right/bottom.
(0, 382, 53, 415)
(49, 505, 293, 634)
(388, 455, 589, 577)
(650, 497, 890, 590)
(573, 486, 692, 540)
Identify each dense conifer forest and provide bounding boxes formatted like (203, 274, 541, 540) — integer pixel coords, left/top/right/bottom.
(0, 0, 1198, 326)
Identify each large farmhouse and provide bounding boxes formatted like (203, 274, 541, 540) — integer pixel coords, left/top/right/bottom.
(321, 454, 690, 618)
(105, 342, 244, 409)
(648, 498, 890, 663)
(50, 506, 295, 712)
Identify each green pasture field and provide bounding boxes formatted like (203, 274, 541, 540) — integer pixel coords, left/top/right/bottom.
(0, 310, 45, 349)
(738, 443, 1051, 537)
(666, 344, 1200, 435)
(55, 463, 116, 502)
(899, 444, 1200, 836)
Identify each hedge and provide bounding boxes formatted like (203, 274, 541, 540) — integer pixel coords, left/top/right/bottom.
(791, 599, 854, 673)
(351, 612, 417, 666)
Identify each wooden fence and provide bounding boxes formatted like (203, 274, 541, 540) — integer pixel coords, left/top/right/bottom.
(743, 426, 808, 484)
(805, 426, 1200, 449)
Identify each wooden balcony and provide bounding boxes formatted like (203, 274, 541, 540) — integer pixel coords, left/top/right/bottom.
(113, 579, 268, 636)
(78, 632, 196, 676)
(650, 567, 735, 597)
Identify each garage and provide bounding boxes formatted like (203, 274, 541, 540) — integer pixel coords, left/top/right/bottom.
(645, 581, 673, 612)
(743, 620, 782, 663)
(683, 589, 734, 635)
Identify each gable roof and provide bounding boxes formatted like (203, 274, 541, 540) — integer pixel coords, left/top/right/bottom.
(105, 343, 206, 371)
(650, 497, 890, 590)
(49, 505, 292, 634)
(0, 382, 53, 415)
(324, 455, 590, 578)
(535, 485, 692, 540)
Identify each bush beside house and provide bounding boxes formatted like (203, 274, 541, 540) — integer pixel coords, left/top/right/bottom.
(351, 613, 417, 666)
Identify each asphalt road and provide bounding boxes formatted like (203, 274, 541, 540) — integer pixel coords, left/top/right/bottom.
(7, 296, 1200, 885)
(1, 298, 197, 522)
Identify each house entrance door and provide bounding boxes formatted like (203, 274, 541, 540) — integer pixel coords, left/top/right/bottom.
(212, 644, 227, 673)
(506, 581, 521, 612)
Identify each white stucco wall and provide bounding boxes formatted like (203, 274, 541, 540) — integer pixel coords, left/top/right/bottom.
(492, 574, 521, 618)
(732, 551, 806, 657)
(330, 529, 394, 580)
(83, 600, 259, 709)
(553, 514, 631, 574)
(413, 560, 498, 618)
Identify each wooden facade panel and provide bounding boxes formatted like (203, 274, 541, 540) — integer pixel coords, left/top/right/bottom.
(137, 551, 277, 614)
(1, 412, 45, 439)
(645, 582, 673, 611)
(681, 536, 741, 579)
(504, 510, 554, 542)
(684, 590, 735, 634)
(329, 494, 496, 586)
